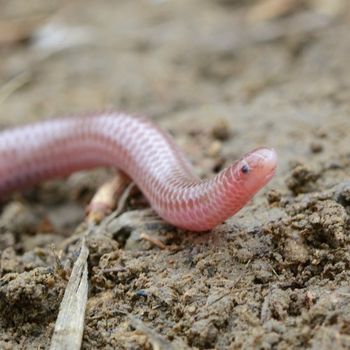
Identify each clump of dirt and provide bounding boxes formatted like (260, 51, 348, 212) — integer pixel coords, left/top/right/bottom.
(0, 267, 64, 328)
(285, 161, 320, 195)
(266, 182, 350, 269)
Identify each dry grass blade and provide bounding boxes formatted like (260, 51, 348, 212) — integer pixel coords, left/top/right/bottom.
(0, 72, 32, 106)
(140, 232, 167, 250)
(50, 238, 89, 350)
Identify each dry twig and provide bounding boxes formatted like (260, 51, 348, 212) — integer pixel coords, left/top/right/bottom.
(86, 172, 130, 224)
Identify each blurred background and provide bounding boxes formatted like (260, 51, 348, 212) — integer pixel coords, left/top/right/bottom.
(0, 1, 347, 116)
(1, 0, 349, 176)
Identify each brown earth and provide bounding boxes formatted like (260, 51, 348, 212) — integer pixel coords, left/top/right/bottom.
(1, 0, 350, 349)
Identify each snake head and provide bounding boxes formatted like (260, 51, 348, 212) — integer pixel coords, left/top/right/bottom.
(235, 147, 277, 197)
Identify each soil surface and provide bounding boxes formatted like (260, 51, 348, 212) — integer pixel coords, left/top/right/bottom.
(1, 1, 350, 349)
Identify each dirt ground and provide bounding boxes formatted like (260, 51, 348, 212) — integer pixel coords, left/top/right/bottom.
(1, 0, 350, 349)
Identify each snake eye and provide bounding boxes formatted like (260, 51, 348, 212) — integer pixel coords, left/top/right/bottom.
(241, 164, 250, 174)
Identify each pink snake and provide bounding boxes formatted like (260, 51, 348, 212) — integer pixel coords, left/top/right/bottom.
(0, 111, 277, 231)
